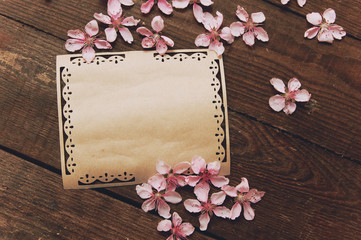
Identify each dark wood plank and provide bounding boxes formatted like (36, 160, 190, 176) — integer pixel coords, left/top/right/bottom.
(1, 2, 361, 240)
(263, 0, 361, 39)
(1, 0, 360, 160)
(0, 150, 216, 240)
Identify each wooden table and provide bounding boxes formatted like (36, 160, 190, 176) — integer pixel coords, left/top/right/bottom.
(1, 0, 360, 239)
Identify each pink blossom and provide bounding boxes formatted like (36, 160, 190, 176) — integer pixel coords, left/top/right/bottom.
(195, 11, 234, 56)
(141, 0, 173, 15)
(221, 178, 265, 220)
(187, 156, 229, 202)
(230, 6, 269, 47)
(94, 0, 140, 43)
(184, 191, 230, 231)
(280, 0, 306, 7)
(269, 77, 311, 115)
(172, 0, 214, 23)
(304, 8, 346, 43)
(136, 174, 182, 219)
(156, 160, 190, 191)
(137, 16, 174, 55)
(157, 212, 195, 239)
(65, 20, 112, 63)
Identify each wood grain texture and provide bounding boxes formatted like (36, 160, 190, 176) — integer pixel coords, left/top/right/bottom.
(0, 150, 216, 240)
(1, 0, 360, 161)
(1, 0, 361, 239)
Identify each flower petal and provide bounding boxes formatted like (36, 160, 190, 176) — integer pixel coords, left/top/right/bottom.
(323, 8, 336, 24)
(156, 40, 168, 55)
(152, 16, 164, 32)
(230, 202, 242, 220)
(65, 39, 84, 52)
(243, 202, 255, 220)
(161, 36, 174, 47)
(230, 21, 245, 37)
(175, 175, 187, 187)
(179, 222, 195, 236)
(157, 219, 172, 232)
(94, 13, 112, 24)
(184, 199, 202, 213)
(156, 160, 171, 175)
(85, 20, 99, 37)
(297, 0, 306, 7)
(193, 3, 204, 23)
(236, 6, 249, 22)
(288, 77, 301, 92)
(214, 11, 223, 30)
(210, 191, 226, 205)
(329, 25, 346, 40)
(119, 27, 134, 43)
(82, 46, 95, 63)
(107, 0, 122, 19)
(306, 12, 322, 25)
(317, 29, 334, 43)
(119, 0, 134, 6)
(157, 199, 171, 219)
(141, 0, 155, 14)
(142, 198, 156, 212)
(186, 175, 201, 187)
(200, 0, 213, 6)
(269, 95, 286, 112)
(158, 0, 173, 15)
(137, 27, 153, 36)
(251, 12, 265, 23)
(199, 213, 211, 231)
(67, 29, 85, 40)
(121, 16, 140, 26)
(219, 27, 235, 44)
(94, 39, 112, 49)
(136, 183, 153, 199)
(194, 180, 210, 202)
(242, 31, 255, 46)
(173, 161, 190, 174)
(254, 27, 269, 42)
(172, 0, 190, 9)
(304, 27, 320, 39)
(221, 185, 238, 197)
(270, 78, 286, 93)
(195, 34, 211, 47)
(246, 189, 265, 203)
(236, 177, 249, 193)
(294, 89, 311, 102)
(209, 40, 225, 56)
(163, 191, 182, 204)
(283, 102, 297, 115)
(190, 156, 207, 174)
(210, 176, 229, 188)
(207, 161, 220, 174)
(141, 36, 156, 48)
(148, 173, 167, 191)
(280, 0, 289, 5)
(213, 206, 230, 218)
(172, 212, 182, 227)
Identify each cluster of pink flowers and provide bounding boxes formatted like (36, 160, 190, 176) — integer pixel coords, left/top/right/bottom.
(136, 157, 265, 238)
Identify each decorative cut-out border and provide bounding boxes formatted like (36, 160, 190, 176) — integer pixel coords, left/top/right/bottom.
(60, 54, 136, 186)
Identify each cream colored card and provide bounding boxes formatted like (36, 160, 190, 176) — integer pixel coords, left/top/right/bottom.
(56, 49, 230, 189)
